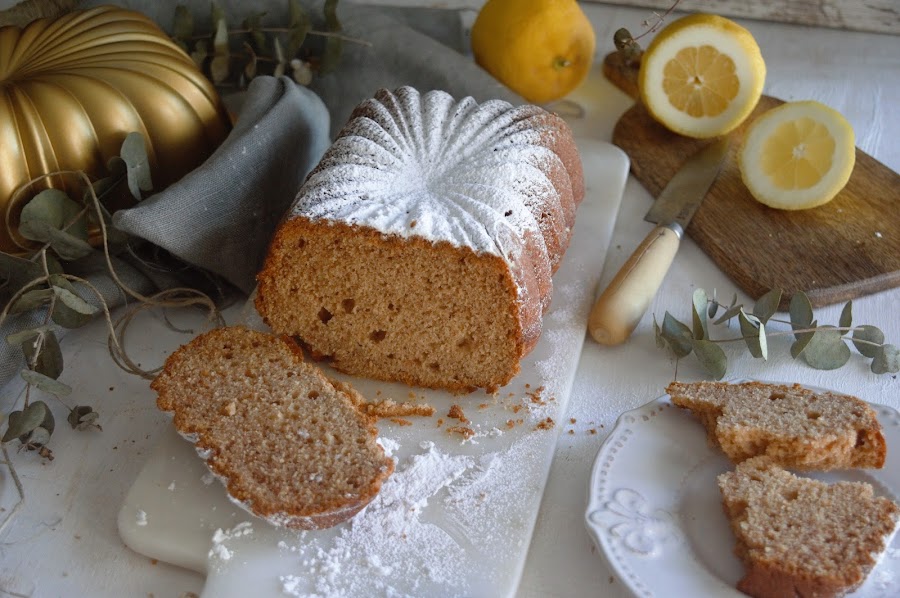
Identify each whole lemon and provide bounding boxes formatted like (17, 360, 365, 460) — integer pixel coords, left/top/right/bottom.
(471, 0, 596, 104)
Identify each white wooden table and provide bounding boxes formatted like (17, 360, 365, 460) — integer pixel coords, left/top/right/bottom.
(1, 4, 898, 597)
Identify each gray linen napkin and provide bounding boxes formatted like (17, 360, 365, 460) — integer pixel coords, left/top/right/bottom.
(113, 76, 331, 295)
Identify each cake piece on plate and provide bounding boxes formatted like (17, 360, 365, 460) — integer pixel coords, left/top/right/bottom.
(256, 87, 584, 392)
(152, 326, 393, 529)
(718, 456, 900, 598)
(667, 380, 886, 470)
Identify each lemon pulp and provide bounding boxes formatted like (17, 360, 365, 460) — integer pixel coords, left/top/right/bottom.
(662, 45, 739, 118)
(639, 14, 766, 138)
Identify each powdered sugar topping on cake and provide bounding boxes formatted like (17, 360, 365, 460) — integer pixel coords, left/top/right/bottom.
(291, 87, 569, 267)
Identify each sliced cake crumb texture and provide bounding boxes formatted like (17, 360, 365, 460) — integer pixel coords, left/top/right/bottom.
(719, 457, 900, 598)
(667, 381, 886, 470)
(151, 326, 394, 530)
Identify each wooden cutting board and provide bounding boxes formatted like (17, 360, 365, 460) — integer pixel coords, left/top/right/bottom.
(603, 52, 900, 308)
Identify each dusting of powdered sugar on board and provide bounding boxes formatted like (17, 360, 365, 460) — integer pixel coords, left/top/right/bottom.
(276, 441, 475, 597)
(274, 434, 555, 598)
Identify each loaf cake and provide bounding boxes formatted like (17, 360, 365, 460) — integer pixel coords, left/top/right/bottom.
(152, 326, 393, 529)
(719, 456, 900, 598)
(667, 381, 886, 470)
(255, 87, 584, 392)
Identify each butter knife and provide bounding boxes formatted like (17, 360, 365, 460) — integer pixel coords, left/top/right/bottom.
(589, 138, 730, 345)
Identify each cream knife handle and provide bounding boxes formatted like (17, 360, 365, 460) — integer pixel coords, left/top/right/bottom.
(589, 224, 682, 345)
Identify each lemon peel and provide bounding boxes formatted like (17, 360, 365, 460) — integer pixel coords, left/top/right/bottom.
(471, 0, 595, 104)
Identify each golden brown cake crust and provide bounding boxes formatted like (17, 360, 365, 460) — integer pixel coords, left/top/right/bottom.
(667, 380, 887, 470)
(152, 326, 394, 530)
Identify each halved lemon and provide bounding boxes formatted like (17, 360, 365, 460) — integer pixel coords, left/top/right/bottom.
(740, 101, 855, 210)
(639, 14, 766, 138)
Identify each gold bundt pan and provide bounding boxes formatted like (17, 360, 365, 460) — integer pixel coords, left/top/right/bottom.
(0, 5, 231, 253)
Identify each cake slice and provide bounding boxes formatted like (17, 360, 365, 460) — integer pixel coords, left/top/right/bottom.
(719, 457, 900, 598)
(667, 381, 886, 470)
(151, 326, 394, 529)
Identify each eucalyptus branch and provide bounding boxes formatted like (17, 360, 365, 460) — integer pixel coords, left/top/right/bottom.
(654, 288, 899, 379)
(1, 131, 223, 468)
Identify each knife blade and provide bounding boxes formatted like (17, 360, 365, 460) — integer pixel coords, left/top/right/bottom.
(589, 138, 730, 345)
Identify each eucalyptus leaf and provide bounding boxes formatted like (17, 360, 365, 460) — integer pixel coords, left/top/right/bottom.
(871, 344, 900, 374)
(653, 314, 665, 349)
(121, 132, 153, 200)
(6, 324, 53, 347)
(789, 291, 813, 339)
(51, 284, 98, 329)
(22, 330, 63, 380)
(47, 228, 94, 260)
(661, 312, 693, 358)
(210, 53, 230, 83)
(321, 15, 343, 70)
(691, 339, 727, 380)
(191, 39, 209, 68)
(9, 288, 54, 314)
(211, 2, 226, 28)
(738, 310, 767, 359)
(707, 299, 719, 319)
(286, 0, 311, 57)
(20, 368, 72, 397)
(2, 401, 50, 443)
(752, 288, 782, 324)
(803, 326, 851, 370)
(68, 406, 101, 431)
(851, 325, 884, 358)
(244, 12, 267, 50)
(712, 304, 743, 325)
(173, 5, 194, 40)
(18, 189, 89, 243)
(24, 426, 51, 447)
(691, 288, 708, 340)
(243, 43, 258, 80)
(839, 300, 852, 329)
(790, 320, 817, 359)
(273, 37, 286, 77)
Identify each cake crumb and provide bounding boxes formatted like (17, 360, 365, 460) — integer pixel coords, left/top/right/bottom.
(221, 401, 237, 416)
(363, 399, 435, 419)
(506, 419, 516, 429)
(568, 430, 574, 435)
(447, 426, 475, 439)
(391, 418, 413, 426)
(447, 404, 468, 423)
(589, 428, 597, 435)
(535, 417, 554, 431)
(526, 385, 546, 404)
(569, 418, 576, 424)
(478, 403, 489, 410)
(436, 418, 444, 427)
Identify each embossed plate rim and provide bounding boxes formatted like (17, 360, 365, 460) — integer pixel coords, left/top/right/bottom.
(584, 379, 900, 598)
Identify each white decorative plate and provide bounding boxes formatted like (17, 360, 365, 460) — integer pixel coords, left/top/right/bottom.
(585, 383, 900, 597)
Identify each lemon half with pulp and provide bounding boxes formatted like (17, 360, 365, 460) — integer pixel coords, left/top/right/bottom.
(740, 100, 855, 210)
(639, 14, 766, 138)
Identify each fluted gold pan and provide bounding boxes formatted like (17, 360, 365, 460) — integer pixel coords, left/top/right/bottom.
(0, 5, 231, 253)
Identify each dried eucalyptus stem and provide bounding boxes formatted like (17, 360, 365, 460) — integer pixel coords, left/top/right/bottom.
(1, 132, 224, 465)
(655, 288, 899, 379)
